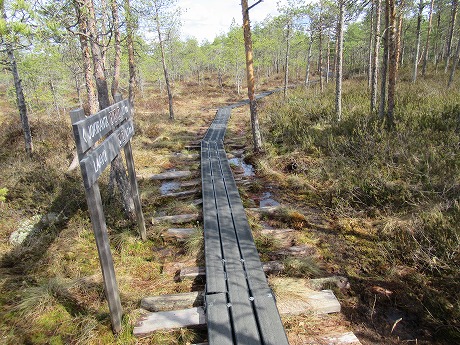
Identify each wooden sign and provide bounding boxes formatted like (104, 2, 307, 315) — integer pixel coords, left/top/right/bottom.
(72, 100, 131, 154)
(70, 98, 146, 334)
(79, 119, 134, 189)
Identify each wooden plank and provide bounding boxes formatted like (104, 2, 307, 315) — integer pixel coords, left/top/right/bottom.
(205, 293, 233, 345)
(124, 140, 146, 240)
(140, 170, 192, 180)
(72, 99, 130, 154)
(321, 332, 362, 344)
(133, 307, 206, 336)
(86, 183, 123, 333)
(226, 262, 262, 345)
(151, 213, 200, 225)
(79, 119, 134, 189)
(163, 228, 195, 241)
(70, 108, 122, 334)
(201, 144, 226, 294)
(141, 291, 204, 312)
(179, 266, 206, 281)
(271, 278, 341, 315)
(251, 289, 289, 345)
(161, 189, 200, 198)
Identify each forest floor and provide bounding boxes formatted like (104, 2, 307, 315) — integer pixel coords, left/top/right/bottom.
(0, 74, 456, 344)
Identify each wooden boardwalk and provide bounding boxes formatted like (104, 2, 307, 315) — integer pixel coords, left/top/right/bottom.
(201, 107, 289, 345)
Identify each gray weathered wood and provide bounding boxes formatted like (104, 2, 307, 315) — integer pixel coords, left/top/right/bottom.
(71, 108, 123, 334)
(205, 293, 233, 345)
(140, 170, 192, 180)
(79, 119, 134, 189)
(163, 228, 195, 241)
(252, 289, 290, 345)
(161, 189, 200, 198)
(151, 213, 200, 225)
(72, 99, 130, 154)
(85, 172, 123, 333)
(179, 266, 206, 281)
(133, 307, 206, 336)
(141, 291, 204, 312)
(124, 140, 146, 240)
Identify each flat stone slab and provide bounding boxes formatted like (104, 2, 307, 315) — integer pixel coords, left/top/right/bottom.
(133, 307, 206, 336)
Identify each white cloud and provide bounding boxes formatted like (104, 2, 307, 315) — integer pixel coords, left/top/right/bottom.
(178, 0, 289, 43)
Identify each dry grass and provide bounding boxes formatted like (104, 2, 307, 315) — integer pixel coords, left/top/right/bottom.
(0, 76, 247, 344)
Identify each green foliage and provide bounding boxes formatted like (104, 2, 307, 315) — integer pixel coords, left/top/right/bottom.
(261, 78, 460, 340)
(0, 188, 7, 202)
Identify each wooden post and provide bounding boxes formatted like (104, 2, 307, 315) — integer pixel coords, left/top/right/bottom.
(115, 94, 146, 240)
(70, 108, 123, 333)
(124, 140, 146, 240)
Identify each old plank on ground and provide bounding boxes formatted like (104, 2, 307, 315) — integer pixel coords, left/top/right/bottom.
(160, 189, 200, 198)
(139, 170, 191, 180)
(163, 228, 195, 241)
(179, 266, 205, 281)
(271, 277, 341, 315)
(141, 291, 204, 312)
(151, 213, 200, 225)
(133, 307, 206, 336)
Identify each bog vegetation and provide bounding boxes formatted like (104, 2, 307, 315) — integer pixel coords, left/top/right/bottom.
(1, 0, 460, 344)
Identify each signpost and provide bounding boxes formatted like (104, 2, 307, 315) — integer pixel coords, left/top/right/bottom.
(70, 98, 146, 333)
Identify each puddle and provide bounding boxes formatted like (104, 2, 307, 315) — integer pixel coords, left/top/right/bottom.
(228, 157, 255, 176)
(259, 192, 280, 208)
(160, 181, 181, 195)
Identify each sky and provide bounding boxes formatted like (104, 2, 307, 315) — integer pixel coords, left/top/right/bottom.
(177, 0, 289, 43)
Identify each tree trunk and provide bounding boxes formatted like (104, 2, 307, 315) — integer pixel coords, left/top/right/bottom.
(335, 0, 344, 122)
(74, 0, 98, 114)
(87, 0, 135, 220)
(111, 0, 121, 101)
(319, 22, 324, 92)
(445, 0, 458, 73)
(379, 0, 390, 120)
(387, 0, 397, 128)
(1, 3, 33, 155)
(448, 37, 460, 87)
(305, 36, 313, 86)
(395, 1, 404, 71)
(242, 0, 263, 153)
(284, 22, 291, 99)
(371, 0, 382, 113)
(368, 0, 375, 89)
(154, 2, 174, 120)
(6, 43, 33, 154)
(422, 0, 435, 76)
(412, 0, 424, 82)
(124, 0, 137, 107)
(326, 34, 330, 84)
